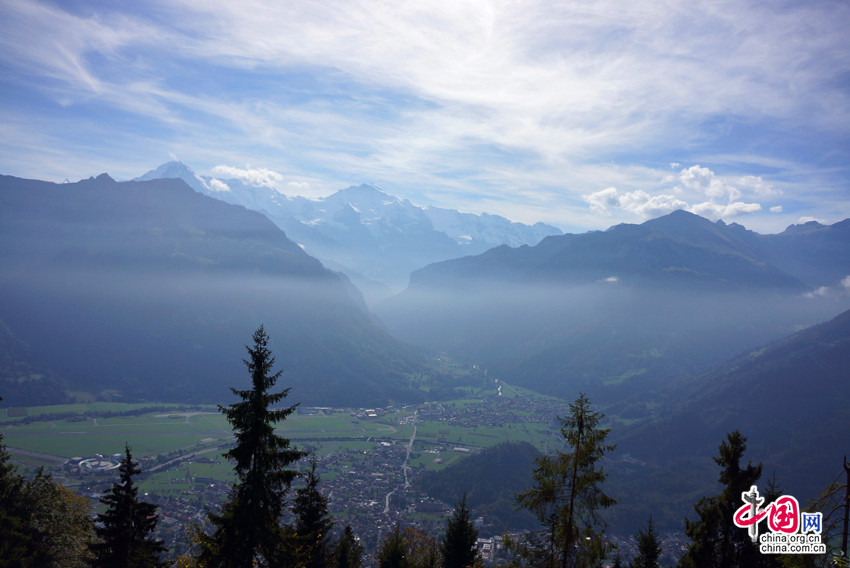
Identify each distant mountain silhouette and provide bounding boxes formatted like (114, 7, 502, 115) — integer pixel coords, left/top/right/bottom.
(0, 173, 428, 406)
(136, 161, 561, 302)
(406, 210, 808, 291)
(376, 210, 850, 404)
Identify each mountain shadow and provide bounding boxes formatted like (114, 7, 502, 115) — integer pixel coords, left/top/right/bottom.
(376, 210, 850, 406)
(606, 307, 850, 533)
(0, 173, 429, 407)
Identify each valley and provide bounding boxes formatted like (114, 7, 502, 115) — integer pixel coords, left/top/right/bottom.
(1, 170, 848, 565)
(1, 381, 568, 558)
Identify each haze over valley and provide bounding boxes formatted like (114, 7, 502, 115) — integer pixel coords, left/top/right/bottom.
(2, 168, 848, 548)
(2, 0, 849, 564)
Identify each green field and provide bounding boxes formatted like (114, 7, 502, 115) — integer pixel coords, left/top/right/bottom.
(1, 382, 564, 502)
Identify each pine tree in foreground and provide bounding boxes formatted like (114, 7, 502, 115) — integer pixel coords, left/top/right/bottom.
(292, 459, 335, 568)
(198, 325, 306, 568)
(441, 494, 479, 568)
(377, 525, 409, 568)
(91, 444, 166, 568)
(630, 516, 661, 568)
(0, 429, 40, 568)
(333, 525, 363, 568)
(678, 430, 766, 568)
(516, 393, 616, 568)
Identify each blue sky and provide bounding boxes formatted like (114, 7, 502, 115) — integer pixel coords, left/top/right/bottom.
(1, 0, 849, 233)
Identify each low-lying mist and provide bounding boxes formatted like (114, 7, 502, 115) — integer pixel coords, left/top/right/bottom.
(376, 278, 850, 402)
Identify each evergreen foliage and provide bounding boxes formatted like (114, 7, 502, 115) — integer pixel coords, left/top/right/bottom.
(292, 459, 335, 568)
(678, 430, 770, 568)
(198, 325, 306, 568)
(630, 516, 661, 568)
(91, 444, 165, 568)
(516, 393, 616, 568)
(1, 423, 97, 568)
(0, 431, 39, 567)
(377, 525, 409, 568)
(441, 494, 479, 568)
(333, 526, 364, 568)
(420, 441, 539, 533)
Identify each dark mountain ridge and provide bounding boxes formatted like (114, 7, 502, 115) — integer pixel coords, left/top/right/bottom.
(377, 210, 850, 404)
(0, 173, 428, 406)
(608, 306, 850, 531)
(408, 210, 808, 291)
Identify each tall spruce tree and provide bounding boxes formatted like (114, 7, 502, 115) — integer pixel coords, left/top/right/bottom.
(678, 430, 763, 568)
(377, 525, 409, 568)
(198, 325, 306, 568)
(0, 429, 39, 567)
(630, 516, 661, 568)
(516, 393, 616, 568)
(441, 494, 479, 568)
(333, 526, 363, 568)
(91, 444, 166, 568)
(292, 459, 335, 568)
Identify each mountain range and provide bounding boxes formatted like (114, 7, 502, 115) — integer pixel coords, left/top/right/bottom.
(135, 162, 561, 303)
(2, 165, 849, 538)
(376, 210, 850, 404)
(0, 173, 430, 407)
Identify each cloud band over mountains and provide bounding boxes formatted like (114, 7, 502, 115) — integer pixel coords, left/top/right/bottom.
(584, 164, 775, 221)
(0, 0, 848, 232)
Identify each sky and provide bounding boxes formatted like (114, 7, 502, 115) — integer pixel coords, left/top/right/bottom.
(1, 0, 849, 233)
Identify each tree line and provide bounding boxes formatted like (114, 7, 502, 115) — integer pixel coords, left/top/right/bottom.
(1, 326, 847, 567)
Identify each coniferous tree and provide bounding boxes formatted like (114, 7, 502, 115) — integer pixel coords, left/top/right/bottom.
(333, 526, 363, 568)
(0, 430, 39, 567)
(678, 430, 763, 568)
(377, 525, 409, 568)
(630, 516, 661, 568)
(612, 552, 624, 568)
(198, 325, 306, 568)
(1, 424, 96, 568)
(21, 470, 95, 568)
(292, 459, 335, 568)
(91, 444, 166, 568)
(517, 393, 616, 568)
(441, 494, 479, 568)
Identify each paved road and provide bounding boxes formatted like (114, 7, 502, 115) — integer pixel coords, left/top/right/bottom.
(6, 447, 68, 464)
(383, 411, 418, 514)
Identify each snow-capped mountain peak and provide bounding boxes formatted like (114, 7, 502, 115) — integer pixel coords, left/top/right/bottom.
(136, 162, 562, 302)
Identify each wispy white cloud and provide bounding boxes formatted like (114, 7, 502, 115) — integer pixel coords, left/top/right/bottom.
(0, 0, 848, 231)
(207, 178, 230, 192)
(689, 200, 762, 219)
(210, 165, 283, 188)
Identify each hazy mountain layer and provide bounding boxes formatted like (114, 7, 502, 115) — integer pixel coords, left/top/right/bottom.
(135, 162, 561, 302)
(376, 210, 850, 404)
(0, 173, 429, 407)
(608, 307, 850, 531)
